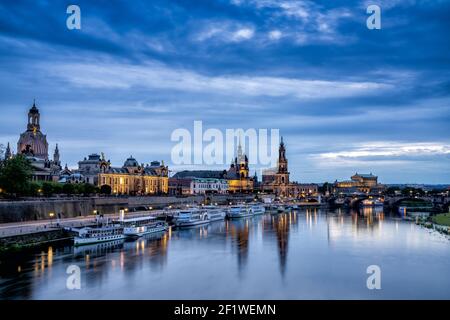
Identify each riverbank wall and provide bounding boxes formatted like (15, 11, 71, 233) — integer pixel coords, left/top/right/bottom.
(0, 194, 256, 223)
(0, 228, 73, 254)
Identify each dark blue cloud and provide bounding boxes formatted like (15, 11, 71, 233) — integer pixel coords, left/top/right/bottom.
(0, 0, 449, 183)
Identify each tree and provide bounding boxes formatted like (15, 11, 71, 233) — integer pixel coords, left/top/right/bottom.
(0, 155, 32, 197)
(41, 182, 63, 197)
(100, 184, 112, 195)
(62, 183, 75, 195)
(42, 182, 55, 197)
(0, 143, 4, 162)
(81, 183, 96, 196)
(27, 181, 41, 196)
(385, 186, 400, 196)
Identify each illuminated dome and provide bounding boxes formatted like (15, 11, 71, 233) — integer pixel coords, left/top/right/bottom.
(17, 101, 49, 160)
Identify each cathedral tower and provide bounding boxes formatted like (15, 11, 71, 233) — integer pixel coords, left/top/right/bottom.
(17, 101, 49, 160)
(276, 136, 289, 185)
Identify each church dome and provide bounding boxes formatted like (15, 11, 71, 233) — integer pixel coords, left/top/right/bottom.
(123, 156, 139, 168)
(17, 102, 49, 160)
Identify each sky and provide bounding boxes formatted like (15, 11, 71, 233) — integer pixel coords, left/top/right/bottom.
(0, 0, 449, 184)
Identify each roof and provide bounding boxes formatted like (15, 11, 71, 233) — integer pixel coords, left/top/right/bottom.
(124, 156, 139, 168)
(353, 173, 377, 178)
(173, 170, 226, 179)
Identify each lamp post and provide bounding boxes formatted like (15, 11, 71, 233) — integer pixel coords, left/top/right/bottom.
(49, 212, 55, 226)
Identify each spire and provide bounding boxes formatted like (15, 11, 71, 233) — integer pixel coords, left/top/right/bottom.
(53, 143, 60, 164)
(5, 142, 11, 160)
(237, 136, 243, 156)
(237, 134, 245, 164)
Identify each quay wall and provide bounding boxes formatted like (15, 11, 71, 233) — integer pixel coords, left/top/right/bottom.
(0, 229, 72, 253)
(0, 194, 255, 223)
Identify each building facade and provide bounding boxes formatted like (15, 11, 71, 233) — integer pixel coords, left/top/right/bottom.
(261, 137, 318, 197)
(333, 173, 384, 194)
(190, 178, 228, 194)
(98, 156, 169, 195)
(12, 102, 62, 181)
(170, 139, 255, 194)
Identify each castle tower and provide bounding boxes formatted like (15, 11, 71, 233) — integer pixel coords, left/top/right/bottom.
(276, 136, 289, 185)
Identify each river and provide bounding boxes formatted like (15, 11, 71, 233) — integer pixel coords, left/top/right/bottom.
(1, 208, 449, 299)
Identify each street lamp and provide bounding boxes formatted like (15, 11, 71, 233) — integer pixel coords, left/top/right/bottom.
(49, 212, 55, 226)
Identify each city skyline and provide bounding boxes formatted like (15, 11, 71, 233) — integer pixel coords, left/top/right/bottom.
(0, 1, 449, 183)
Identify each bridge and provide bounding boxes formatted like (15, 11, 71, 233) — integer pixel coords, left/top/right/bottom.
(327, 194, 450, 211)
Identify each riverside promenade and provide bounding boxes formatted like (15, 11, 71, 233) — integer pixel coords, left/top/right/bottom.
(0, 209, 167, 238)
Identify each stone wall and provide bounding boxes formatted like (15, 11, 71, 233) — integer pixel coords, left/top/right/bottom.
(0, 194, 256, 223)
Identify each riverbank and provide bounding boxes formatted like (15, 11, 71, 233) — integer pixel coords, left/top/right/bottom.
(432, 213, 450, 226)
(415, 213, 450, 235)
(0, 194, 256, 223)
(0, 228, 74, 254)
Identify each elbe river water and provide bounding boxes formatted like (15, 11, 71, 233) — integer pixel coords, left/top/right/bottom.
(1, 208, 450, 299)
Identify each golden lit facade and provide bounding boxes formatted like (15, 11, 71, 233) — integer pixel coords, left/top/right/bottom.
(227, 178, 254, 193)
(225, 140, 254, 193)
(334, 173, 383, 194)
(98, 156, 168, 195)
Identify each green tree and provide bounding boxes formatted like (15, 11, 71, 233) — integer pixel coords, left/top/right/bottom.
(62, 183, 75, 195)
(42, 181, 54, 197)
(100, 184, 112, 195)
(0, 155, 32, 197)
(385, 186, 400, 196)
(42, 182, 63, 196)
(81, 183, 96, 196)
(27, 181, 41, 196)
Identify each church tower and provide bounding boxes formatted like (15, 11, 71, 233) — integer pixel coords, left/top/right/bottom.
(4, 142, 12, 160)
(17, 100, 49, 160)
(27, 100, 40, 132)
(236, 137, 249, 179)
(276, 136, 289, 185)
(53, 144, 60, 165)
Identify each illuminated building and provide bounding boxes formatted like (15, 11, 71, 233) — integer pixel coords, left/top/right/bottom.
(261, 137, 318, 197)
(170, 139, 255, 194)
(9, 102, 62, 181)
(333, 173, 385, 194)
(98, 157, 169, 195)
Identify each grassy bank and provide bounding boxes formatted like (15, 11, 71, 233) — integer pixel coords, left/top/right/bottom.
(432, 213, 450, 227)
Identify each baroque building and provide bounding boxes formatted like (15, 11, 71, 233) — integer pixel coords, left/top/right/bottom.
(333, 173, 385, 194)
(98, 156, 169, 195)
(10, 102, 62, 181)
(261, 137, 318, 197)
(169, 139, 255, 194)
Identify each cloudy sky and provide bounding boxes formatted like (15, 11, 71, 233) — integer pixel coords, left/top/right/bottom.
(0, 0, 449, 183)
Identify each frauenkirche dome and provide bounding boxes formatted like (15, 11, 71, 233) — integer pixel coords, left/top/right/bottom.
(17, 101, 49, 160)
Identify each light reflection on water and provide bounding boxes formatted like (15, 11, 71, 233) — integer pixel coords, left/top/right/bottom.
(1, 208, 450, 300)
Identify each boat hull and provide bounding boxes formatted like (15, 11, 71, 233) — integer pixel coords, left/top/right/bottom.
(74, 234, 126, 246)
(124, 225, 168, 238)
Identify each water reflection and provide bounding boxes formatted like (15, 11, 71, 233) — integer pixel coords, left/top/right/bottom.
(1, 208, 450, 300)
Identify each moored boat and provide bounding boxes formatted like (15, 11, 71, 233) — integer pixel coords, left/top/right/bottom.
(74, 225, 125, 246)
(119, 216, 169, 238)
(173, 208, 210, 227)
(227, 205, 253, 219)
(249, 204, 266, 215)
(203, 205, 226, 222)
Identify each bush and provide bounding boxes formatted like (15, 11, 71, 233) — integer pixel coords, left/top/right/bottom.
(100, 184, 112, 195)
(62, 183, 75, 195)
